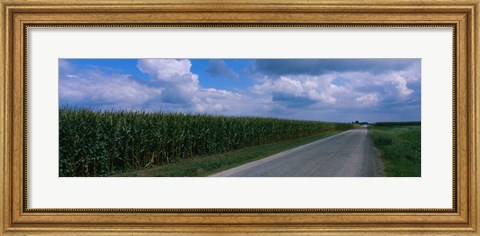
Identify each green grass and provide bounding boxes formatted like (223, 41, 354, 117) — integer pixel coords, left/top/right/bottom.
(60, 107, 356, 177)
(114, 130, 347, 177)
(368, 124, 421, 177)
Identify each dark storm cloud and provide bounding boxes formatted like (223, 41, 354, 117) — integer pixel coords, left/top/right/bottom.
(60, 58, 421, 122)
(251, 59, 420, 76)
(271, 92, 317, 108)
(205, 59, 240, 80)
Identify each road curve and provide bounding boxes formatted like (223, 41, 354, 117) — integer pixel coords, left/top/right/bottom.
(211, 125, 384, 177)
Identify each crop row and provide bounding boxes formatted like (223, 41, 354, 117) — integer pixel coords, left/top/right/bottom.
(59, 108, 355, 177)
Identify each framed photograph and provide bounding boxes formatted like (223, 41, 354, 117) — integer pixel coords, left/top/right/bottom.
(1, 0, 478, 235)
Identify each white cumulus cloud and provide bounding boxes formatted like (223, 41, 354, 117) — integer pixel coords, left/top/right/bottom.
(59, 71, 162, 110)
(59, 58, 421, 122)
(136, 59, 258, 115)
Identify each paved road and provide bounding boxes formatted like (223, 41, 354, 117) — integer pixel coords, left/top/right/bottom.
(211, 125, 384, 177)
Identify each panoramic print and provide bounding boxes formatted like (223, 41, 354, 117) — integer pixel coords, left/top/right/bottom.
(59, 59, 421, 177)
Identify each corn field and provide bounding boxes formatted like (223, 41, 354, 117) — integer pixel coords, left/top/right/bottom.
(59, 108, 355, 177)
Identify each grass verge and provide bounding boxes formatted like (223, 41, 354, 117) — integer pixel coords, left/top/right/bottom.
(113, 130, 349, 177)
(368, 124, 421, 177)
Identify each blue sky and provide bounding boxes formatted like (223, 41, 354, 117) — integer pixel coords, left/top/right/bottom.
(59, 58, 421, 122)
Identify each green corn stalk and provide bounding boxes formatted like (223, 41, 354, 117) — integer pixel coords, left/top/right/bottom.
(59, 107, 356, 177)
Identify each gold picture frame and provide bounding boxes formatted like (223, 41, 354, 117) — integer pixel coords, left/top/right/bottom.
(1, 0, 479, 235)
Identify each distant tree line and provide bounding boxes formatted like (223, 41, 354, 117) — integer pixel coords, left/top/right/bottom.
(373, 121, 421, 126)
